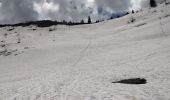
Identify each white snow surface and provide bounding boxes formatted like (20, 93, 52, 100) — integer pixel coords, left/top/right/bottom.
(0, 4, 170, 100)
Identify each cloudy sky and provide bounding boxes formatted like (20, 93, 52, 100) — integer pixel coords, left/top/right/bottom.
(0, 0, 163, 24)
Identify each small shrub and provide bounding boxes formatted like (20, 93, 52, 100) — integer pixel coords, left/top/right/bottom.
(17, 34, 21, 43)
(164, 14, 170, 18)
(4, 33, 8, 38)
(49, 28, 53, 32)
(32, 29, 36, 31)
(128, 17, 136, 24)
(7, 27, 14, 31)
(49, 27, 57, 32)
(0, 40, 8, 56)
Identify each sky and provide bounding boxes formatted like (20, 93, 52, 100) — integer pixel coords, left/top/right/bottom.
(0, 0, 163, 24)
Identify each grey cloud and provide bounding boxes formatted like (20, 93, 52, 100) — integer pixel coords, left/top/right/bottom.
(0, 0, 38, 24)
(96, 0, 131, 11)
(140, 0, 166, 8)
(33, 0, 97, 21)
(0, 0, 154, 24)
(33, 0, 132, 21)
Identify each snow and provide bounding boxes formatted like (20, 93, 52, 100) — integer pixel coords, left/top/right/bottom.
(0, 4, 170, 100)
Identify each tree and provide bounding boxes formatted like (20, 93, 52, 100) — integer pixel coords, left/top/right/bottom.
(132, 10, 135, 14)
(88, 16, 91, 24)
(126, 12, 129, 15)
(17, 34, 21, 43)
(95, 20, 100, 23)
(81, 19, 84, 24)
(164, 0, 170, 5)
(62, 20, 67, 24)
(68, 21, 72, 25)
(150, 0, 157, 7)
(110, 16, 114, 19)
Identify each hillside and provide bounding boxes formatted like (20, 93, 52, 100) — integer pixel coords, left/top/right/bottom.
(0, 4, 170, 100)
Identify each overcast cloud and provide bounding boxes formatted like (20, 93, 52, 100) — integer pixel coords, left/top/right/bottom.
(0, 0, 164, 24)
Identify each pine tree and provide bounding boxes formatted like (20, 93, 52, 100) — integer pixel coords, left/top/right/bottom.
(88, 16, 91, 24)
(132, 10, 135, 14)
(81, 19, 84, 24)
(150, 0, 157, 7)
(164, 0, 169, 5)
(110, 16, 114, 19)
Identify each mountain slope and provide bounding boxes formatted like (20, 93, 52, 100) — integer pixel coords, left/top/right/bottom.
(0, 4, 170, 100)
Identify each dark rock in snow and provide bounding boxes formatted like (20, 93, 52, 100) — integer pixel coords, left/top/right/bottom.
(112, 78, 147, 84)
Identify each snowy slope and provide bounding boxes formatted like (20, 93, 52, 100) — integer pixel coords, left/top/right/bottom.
(0, 4, 170, 100)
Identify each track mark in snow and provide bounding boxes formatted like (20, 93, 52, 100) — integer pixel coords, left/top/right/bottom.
(60, 40, 92, 100)
(8, 93, 20, 100)
(71, 40, 92, 67)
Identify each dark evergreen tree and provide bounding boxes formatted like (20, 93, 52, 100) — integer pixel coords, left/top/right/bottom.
(68, 21, 72, 25)
(88, 16, 91, 24)
(95, 20, 100, 23)
(164, 0, 170, 5)
(81, 19, 84, 24)
(110, 16, 114, 19)
(150, 0, 157, 7)
(132, 10, 135, 14)
(62, 20, 67, 24)
(126, 12, 129, 15)
(164, 0, 167, 4)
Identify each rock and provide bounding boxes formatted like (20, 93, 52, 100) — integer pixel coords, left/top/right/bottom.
(112, 78, 147, 84)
